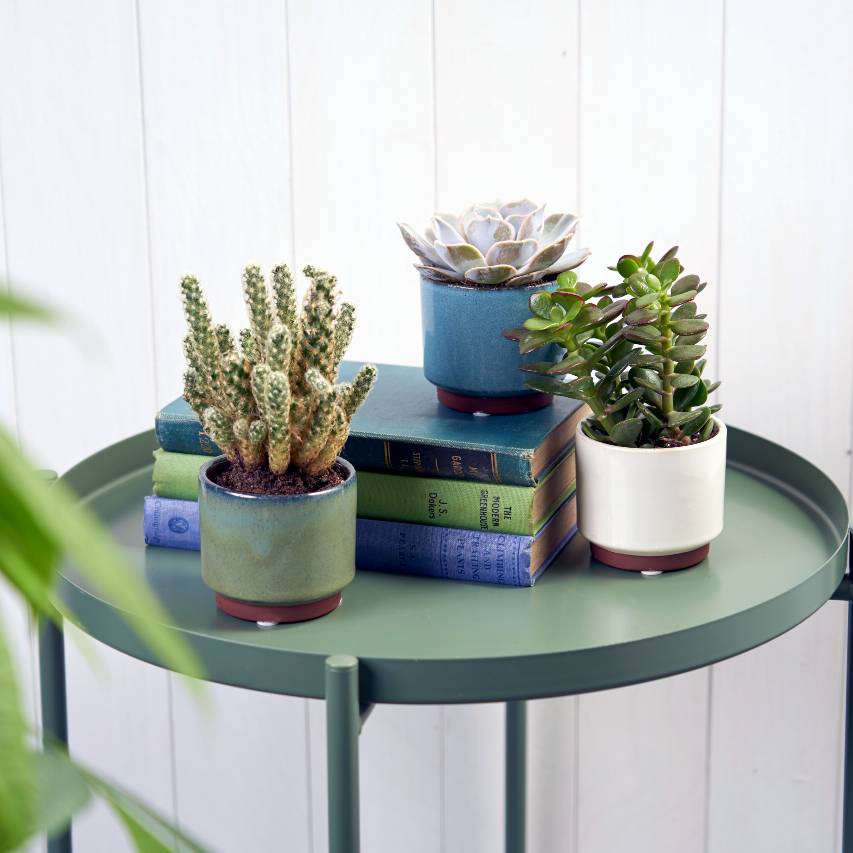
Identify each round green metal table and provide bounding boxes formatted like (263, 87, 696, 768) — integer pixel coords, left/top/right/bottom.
(42, 427, 852, 853)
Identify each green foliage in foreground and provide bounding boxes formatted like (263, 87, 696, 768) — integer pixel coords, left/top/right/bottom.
(0, 286, 208, 852)
(506, 242, 721, 448)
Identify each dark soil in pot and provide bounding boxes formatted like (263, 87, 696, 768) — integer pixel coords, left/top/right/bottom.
(208, 458, 347, 497)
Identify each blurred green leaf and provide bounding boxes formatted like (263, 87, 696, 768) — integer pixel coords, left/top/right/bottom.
(672, 302, 697, 319)
(0, 427, 203, 682)
(604, 387, 645, 415)
(0, 288, 58, 323)
(0, 616, 36, 852)
(32, 750, 91, 840)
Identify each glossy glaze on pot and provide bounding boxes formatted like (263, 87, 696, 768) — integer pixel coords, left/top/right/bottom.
(420, 275, 561, 398)
(576, 420, 727, 557)
(199, 456, 356, 604)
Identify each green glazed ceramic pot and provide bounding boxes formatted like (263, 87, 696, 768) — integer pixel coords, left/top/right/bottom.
(198, 456, 356, 623)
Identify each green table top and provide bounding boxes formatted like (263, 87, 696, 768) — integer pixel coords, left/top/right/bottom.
(58, 428, 849, 704)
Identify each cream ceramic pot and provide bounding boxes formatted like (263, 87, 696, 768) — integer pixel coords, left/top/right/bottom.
(575, 419, 726, 571)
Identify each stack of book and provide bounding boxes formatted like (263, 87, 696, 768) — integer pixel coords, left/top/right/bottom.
(143, 363, 585, 586)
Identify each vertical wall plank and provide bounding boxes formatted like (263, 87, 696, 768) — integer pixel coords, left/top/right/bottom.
(434, 0, 580, 214)
(578, 673, 708, 853)
(0, 0, 156, 472)
(287, 0, 434, 368)
(135, 2, 315, 848)
(140, 0, 295, 402)
(576, 4, 724, 851)
(287, 3, 439, 849)
(432, 3, 582, 848)
(709, 3, 853, 851)
(0, 4, 173, 852)
(708, 608, 846, 853)
(64, 628, 175, 853)
(172, 679, 311, 852)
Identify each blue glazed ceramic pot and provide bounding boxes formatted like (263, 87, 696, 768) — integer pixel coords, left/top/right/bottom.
(198, 457, 356, 624)
(420, 275, 562, 413)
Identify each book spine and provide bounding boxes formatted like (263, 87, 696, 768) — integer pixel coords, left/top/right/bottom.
(152, 449, 209, 501)
(143, 496, 200, 550)
(140, 497, 536, 587)
(356, 472, 534, 535)
(342, 435, 534, 486)
(358, 519, 533, 586)
(155, 414, 221, 456)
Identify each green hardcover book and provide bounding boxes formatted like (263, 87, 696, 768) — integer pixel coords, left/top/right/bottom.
(152, 448, 210, 502)
(356, 449, 576, 535)
(150, 446, 576, 535)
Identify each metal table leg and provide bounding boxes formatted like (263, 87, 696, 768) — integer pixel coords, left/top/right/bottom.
(505, 700, 527, 853)
(842, 589, 853, 853)
(326, 655, 361, 853)
(39, 617, 71, 853)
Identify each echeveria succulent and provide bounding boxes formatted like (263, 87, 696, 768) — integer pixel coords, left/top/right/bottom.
(181, 264, 376, 475)
(398, 199, 590, 287)
(505, 242, 721, 448)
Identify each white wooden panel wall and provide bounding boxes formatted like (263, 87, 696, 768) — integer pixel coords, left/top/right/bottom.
(0, 2, 851, 852)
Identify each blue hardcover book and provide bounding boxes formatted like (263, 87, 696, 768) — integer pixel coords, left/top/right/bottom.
(141, 493, 577, 587)
(143, 496, 200, 551)
(155, 362, 586, 486)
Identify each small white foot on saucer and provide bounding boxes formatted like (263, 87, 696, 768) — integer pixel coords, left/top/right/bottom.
(256, 620, 277, 628)
(640, 570, 663, 577)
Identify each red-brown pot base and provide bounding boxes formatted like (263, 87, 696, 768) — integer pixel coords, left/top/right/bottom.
(436, 388, 553, 415)
(591, 543, 710, 572)
(215, 591, 342, 624)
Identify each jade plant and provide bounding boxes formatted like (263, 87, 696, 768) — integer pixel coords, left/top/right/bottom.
(505, 242, 720, 448)
(181, 264, 376, 476)
(398, 199, 590, 287)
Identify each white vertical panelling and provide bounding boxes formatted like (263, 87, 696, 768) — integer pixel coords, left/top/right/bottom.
(0, 135, 39, 735)
(708, 608, 846, 853)
(0, 0, 156, 472)
(579, 673, 709, 853)
(433, 0, 581, 218)
(709, 2, 853, 851)
(172, 679, 311, 852)
(432, 3, 582, 848)
(309, 701, 443, 853)
(64, 627, 175, 853)
(528, 698, 578, 853)
(139, 0, 295, 401)
(0, 3, 171, 851)
(135, 2, 312, 848)
(287, 3, 438, 849)
(287, 0, 433, 368)
(576, 4, 724, 852)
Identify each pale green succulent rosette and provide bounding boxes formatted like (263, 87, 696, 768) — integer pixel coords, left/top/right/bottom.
(398, 198, 591, 288)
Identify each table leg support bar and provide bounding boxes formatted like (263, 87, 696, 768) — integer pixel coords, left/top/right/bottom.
(326, 655, 361, 853)
(39, 617, 71, 853)
(505, 700, 527, 853)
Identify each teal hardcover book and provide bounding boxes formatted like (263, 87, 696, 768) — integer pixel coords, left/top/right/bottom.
(155, 362, 586, 486)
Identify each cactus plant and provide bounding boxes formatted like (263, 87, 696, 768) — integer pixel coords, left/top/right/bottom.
(506, 242, 721, 448)
(398, 199, 590, 287)
(181, 264, 376, 477)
